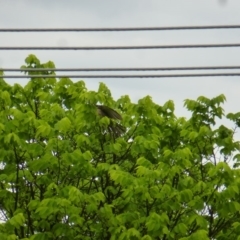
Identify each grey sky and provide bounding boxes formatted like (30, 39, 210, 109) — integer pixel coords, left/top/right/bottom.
(0, 0, 240, 123)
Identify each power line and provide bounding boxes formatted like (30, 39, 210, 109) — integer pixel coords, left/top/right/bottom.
(1, 25, 240, 32)
(2, 66, 240, 72)
(2, 73, 240, 78)
(1, 44, 240, 51)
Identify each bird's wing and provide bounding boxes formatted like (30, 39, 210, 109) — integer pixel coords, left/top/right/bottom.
(96, 105, 122, 120)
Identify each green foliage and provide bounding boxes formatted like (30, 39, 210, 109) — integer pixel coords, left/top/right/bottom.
(0, 55, 240, 239)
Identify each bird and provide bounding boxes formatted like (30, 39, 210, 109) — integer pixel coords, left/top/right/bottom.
(96, 105, 122, 120)
(96, 105, 125, 136)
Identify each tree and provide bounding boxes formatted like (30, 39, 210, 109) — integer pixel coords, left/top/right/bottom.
(0, 54, 240, 240)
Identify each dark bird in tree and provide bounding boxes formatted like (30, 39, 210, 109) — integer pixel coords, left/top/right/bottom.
(96, 105, 122, 120)
(96, 105, 125, 136)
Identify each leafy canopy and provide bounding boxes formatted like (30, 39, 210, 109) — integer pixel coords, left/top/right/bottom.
(0, 55, 240, 240)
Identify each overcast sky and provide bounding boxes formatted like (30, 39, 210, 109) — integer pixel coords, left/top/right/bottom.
(0, 0, 240, 127)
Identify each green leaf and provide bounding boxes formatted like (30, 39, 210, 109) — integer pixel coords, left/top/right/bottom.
(190, 230, 209, 240)
(163, 100, 174, 111)
(1, 90, 11, 105)
(35, 122, 52, 138)
(82, 150, 92, 161)
(54, 117, 72, 133)
(174, 222, 188, 235)
(180, 189, 193, 202)
(141, 235, 152, 240)
(8, 213, 25, 229)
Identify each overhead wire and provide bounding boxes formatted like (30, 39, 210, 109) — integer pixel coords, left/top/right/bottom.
(1, 25, 240, 32)
(2, 73, 240, 78)
(2, 66, 240, 72)
(1, 43, 240, 50)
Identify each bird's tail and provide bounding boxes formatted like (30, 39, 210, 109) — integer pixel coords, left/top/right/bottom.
(108, 121, 126, 137)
